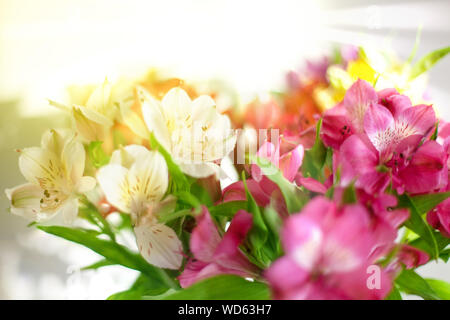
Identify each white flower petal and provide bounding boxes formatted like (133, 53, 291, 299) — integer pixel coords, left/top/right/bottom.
(18, 147, 60, 187)
(128, 151, 168, 203)
(110, 145, 151, 168)
(192, 95, 217, 124)
(134, 222, 183, 269)
(161, 87, 192, 119)
(76, 176, 97, 193)
(96, 164, 130, 213)
(61, 138, 86, 186)
(179, 162, 218, 178)
(40, 129, 73, 155)
(5, 183, 43, 221)
(39, 197, 79, 226)
(141, 99, 171, 150)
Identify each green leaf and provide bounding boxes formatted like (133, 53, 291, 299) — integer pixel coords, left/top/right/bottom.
(406, 24, 422, 64)
(386, 286, 402, 300)
(79, 201, 116, 241)
(108, 275, 170, 300)
(409, 46, 450, 80)
(86, 141, 110, 168)
(409, 231, 450, 261)
(398, 194, 439, 259)
(164, 275, 270, 300)
(158, 208, 193, 224)
(190, 183, 213, 207)
(263, 207, 282, 236)
(439, 248, 450, 263)
(342, 182, 357, 204)
(149, 133, 190, 192)
(425, 279, 450, 300)
(395, 269, 440, 300)
(37, 225, 178, 289)
(242, 173, 268, 251)
(252, 156, 306, 213)
(81, 259, 115, 271)
(430, 121, 439, 141)
(208, 201, 248, 218)
(302, 119, 327, 181)
(174, 190, 201, 209)
(409, 191, 450, 215)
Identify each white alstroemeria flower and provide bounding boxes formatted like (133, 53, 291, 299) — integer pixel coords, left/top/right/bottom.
(50, 78, 134, 142)
(5, 129, 96, 225)
(96, 145, 183, 270)
(140, 87, 236, 178)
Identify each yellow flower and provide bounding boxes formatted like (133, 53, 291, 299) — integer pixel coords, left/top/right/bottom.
(50, 78, 134, 142)
(320, 47, 429, 110)
(5, 129, 96, 225)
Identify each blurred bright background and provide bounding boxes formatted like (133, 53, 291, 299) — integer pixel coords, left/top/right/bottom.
(0, 0, 449, 299)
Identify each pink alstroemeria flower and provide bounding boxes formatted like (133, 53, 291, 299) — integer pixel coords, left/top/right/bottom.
(321, 79, 378, 149)
(396, 244, 430, 269)
(265, 197, 392, 300)
(323, 79, 444, 194)
(333, 187, 409, 258)
(178, 207, 258, 288)
(427, 135, 450, 237)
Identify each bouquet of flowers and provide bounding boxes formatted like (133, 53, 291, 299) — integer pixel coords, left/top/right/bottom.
(5, 44, 450, 300)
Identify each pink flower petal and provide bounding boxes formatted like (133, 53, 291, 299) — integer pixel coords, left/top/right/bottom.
(265, 257, 310, 300)
(296, 176, 327, 194)
(339, 134, 380, 189)
(396, 104, 436, 137)
(363, 103, 395, 154)
(321, 103, 354, 149)
(343, 79, 378, 133)
(280, 144, 304, 182)
(397, 245, 430, 269)
(396, 140, 446, 194)
(190, 206, 222, 262)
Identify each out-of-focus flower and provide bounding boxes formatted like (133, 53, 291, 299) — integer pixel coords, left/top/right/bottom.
(140, 87, 236, 178)
(222, 140, 324, 219)
(50, 79, 134, 143)
(397, 245, 430, 269)
(96, 145, 182, 269)
(322, 47, 429, 109)
(266, 197, 391, 300)
(5, 129, 96, 225)
(178, 207, 258, 287)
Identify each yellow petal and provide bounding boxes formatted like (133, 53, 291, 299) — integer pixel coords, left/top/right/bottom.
(72, 107, 107, 141)
(119, 99, 150, 139)
(85, 79, 112, 114)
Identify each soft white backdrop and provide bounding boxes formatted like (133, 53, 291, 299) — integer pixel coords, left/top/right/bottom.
(0, 0, 449, 299)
